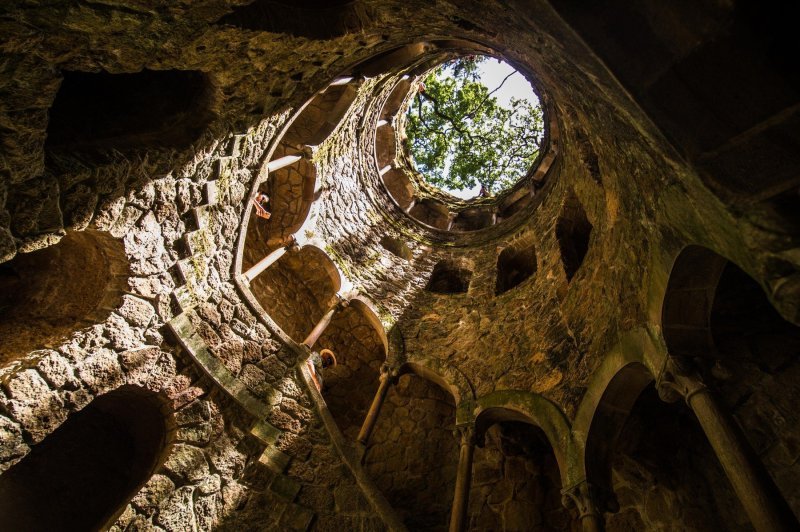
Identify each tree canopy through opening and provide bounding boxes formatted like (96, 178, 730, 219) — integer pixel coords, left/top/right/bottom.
(406, 56, 544, 198)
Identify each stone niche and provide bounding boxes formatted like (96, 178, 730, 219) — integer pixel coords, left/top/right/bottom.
(496, 242, 537, 295)
(426, 259, 473, 294)
(0, 230, 129, 365)
(0, 386, 169, 531)
(365, 373, 459, 531)
(46, 69, 215, 153)
(556, 192, 592, 282)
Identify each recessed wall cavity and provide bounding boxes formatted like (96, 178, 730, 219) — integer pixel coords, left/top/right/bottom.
(556, 193, 592, 282)
(663, 246, 800, 515)
(365, 373, 458, 530)
(46, 69, 214, 153)
(409, 199, 450, 230)
(0, 230, 129, 364)
(426, 259, 472, 294)
(217, 0, 372, 40)
(496, 242, 537, 295)
(379, 236, 413, 261)
(248, 245, 340, 341)
(608, 385, 747, 530)
(317, 303, 385, 440)
(0, 386, 168, 531)
(469, 420, 574, 530)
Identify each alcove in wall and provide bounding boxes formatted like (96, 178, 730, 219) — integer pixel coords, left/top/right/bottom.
(46, 69, 215, 153)
(0, 385, 169, 531)
(380, 235, 413, 261)
(556, 192, 592, 282)
(365, 372, 458, 530)
(248, 245, 341, 342)
(217, 0, 371, 40)
(496, 242, 537, 295)
(606, 384, 748, 530)
(0, 230, 129, 365)
(469, 419, 574, 530)
(663, 245, 800, 515)
(317, 301, 386, 440)
(427, 259, 472, 294)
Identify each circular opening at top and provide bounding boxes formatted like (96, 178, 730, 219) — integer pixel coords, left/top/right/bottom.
(406, 55, 544, 200)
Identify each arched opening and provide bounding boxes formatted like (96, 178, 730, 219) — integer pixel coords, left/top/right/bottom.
(663, 245, 800, 516)
(217, 0, 371, 40)
(379, 235, 412, 261)
(556, 192, 592, 282)
(317, 302, 386, 440)
(496, 242, 537, 295)
(244, 146, 316, 254)
(582, 363, 654, 514)
(0, 385, 169, 531)
(283, 81, 360, 148)
(382, 168, 415, 210)
(248, 245, 340, 341)
(451, 208, 494, 232)
(606, 383, 747, 530)
(470, 412, 575, 531)
(427, 259, 472, 294)
(242, 80, 361, 257)
(365, 372, 459, 530)
(0, 230, 129, 364)
(409, 198, 451, 230)
(46, 69, 215, 153)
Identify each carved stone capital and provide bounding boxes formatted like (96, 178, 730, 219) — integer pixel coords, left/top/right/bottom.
(561, 480, 602, 520)
(655, 357, 707, 404)
(454, 423, 476, 448)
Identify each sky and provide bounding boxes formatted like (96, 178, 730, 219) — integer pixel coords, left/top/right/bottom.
(440, 58, 539, 200)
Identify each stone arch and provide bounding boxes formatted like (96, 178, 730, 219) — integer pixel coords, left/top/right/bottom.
(247, 244, 341, 341)
(0, 230, 130, 365)
(662, 244, 800, 517)
(661, 245, 728, 358)
(581, 362, 654, 506)
(317, 297, 388, 440)
(473, 390, 572, 484)
(556, 190, 593, 282)
(409, 198, 450, 230)
(283, 80, 361, 148)
(46, 69, 215, 154)
(568, 329, 658, 486)
(469, 400, 577, 531)
(217, 0, 373, 40)
(399, 358, 475, 406)
(245, 145, 317, 252)
(364, 362, 460, 530)
(0, 385, 171, 530)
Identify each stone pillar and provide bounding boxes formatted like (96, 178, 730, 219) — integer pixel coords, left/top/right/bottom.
(561, 481, 604, 532)
(357, 366, 396, 447)
(449, 424, 476, 532)
(302, 297, 347, 349)
(243, 236, 298, 281)
(658, 359, 799, 532)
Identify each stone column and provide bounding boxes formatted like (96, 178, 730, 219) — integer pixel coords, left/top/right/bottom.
(357, 366, 396, 447)
(561, 481, 604, 532)
(243, 236, 298, 281)
(658, 359, 799, 532)
(449, 424, 476, 532)
(302, 297, 347, 349)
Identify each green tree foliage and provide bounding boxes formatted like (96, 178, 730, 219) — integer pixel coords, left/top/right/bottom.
(406, 57, 544, 196)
